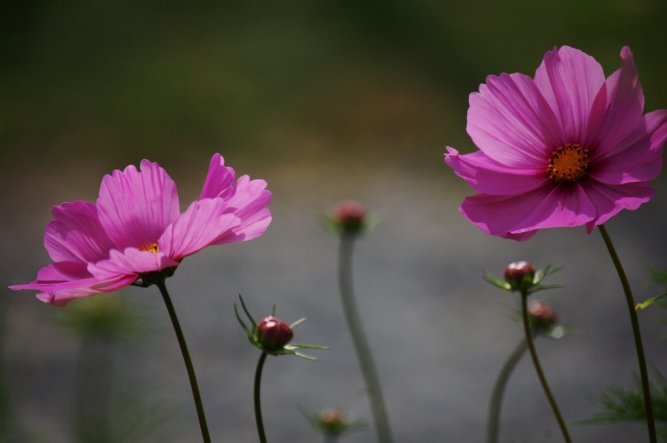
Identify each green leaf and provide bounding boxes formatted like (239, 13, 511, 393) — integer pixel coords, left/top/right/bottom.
(651, 268, 667, 286)
(635, 293, 667, 312)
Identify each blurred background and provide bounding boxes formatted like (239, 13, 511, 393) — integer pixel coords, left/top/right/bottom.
(2, 0, 667, 441)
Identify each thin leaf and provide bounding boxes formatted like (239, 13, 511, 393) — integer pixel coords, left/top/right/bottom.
(636, 293, 667, 312)
(651, 268, 667, 285)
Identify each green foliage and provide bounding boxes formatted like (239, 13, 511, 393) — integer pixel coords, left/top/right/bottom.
(59, 295, 140, 341)
(636, 268, 667, 312)
(583, 376, 667, 440)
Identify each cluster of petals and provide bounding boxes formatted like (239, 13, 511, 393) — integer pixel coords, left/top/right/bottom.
(10, 154, 271, 305)
(445, 46, 667, 240)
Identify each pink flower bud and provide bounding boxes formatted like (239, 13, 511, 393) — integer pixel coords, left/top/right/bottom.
(317, 408, 347, 435)
(332, 201, 367, 233)
(256, 316, 293, 351)
(504, 261, 536, 291)
(528, 299, 558, 332)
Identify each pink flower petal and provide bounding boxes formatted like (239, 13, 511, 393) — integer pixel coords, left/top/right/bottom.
(198, 153, 272, 244)
(584, 181, 655, 232)
(590, 110, 667, 184)
(44, 201, 114, 265)
(460, 184, 596, 240)
(158, 199, 241, 259)
(467, 72, 562, 168)
(534, 46, 606, 143)
(9, 264, 135, 306)
(199, 153, 237, 200)
(587, 46, 644, 156)
(88, 248, 179, 281)
(444, 147, 546, 195)
(213, 175, 272, 244)
(97, 160, 180, 250)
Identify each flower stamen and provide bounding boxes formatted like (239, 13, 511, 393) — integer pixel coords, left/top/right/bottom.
(139, 242, 160, 253)
(546, 144, 590, 184)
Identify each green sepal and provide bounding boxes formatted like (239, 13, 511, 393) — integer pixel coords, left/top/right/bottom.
(290, 317, 306, 329)
(288, 343, 330, 350)
(238, 294, 257, 327)
(483, 272, 512, 292)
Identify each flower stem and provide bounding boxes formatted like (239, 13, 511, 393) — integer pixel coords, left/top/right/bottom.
(254, 351, 269, 443)
(598, 224, 656, 443)
(337, 234, 394, 443)
(486, 338, 528, 443)
(156, 280, 211, 443)
(520, 291, 571, 443)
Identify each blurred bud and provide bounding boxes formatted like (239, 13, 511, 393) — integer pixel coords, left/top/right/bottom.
(528, 299, 558, 333)
(256, 316, 294, 351)
(316, 408, 348, 435)
(331, 201, 367, 234)
(60, 295, 137, 340)
(504, 261, 536, 292)
(305, 407, 363, 437)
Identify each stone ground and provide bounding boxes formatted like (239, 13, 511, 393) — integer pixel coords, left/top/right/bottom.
(2, 160, 667, 443)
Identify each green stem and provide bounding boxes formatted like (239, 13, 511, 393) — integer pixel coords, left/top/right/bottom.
(337, 234, 394, 443)
(521, 292, 571, 443)
(254, 352, 269, 443)
(156, 280, 211, 443)
(598, 224, 656, 443)
(486, 339, 528, 443)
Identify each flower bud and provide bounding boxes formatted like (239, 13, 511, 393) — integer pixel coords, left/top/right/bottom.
(332, 201, 367, 234)
(256, 316, 293, 351)
(528, 299, 558, 333)
(504, 261, 536, 292)
(316, 408, 348, 435)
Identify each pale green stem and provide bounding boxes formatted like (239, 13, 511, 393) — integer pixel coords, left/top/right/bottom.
(487, 339, 528, 443)
(337, 234, 394, 443)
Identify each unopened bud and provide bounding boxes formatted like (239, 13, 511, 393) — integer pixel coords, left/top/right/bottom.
(317, 408, 347, 435)
(504, 261, 536, 292)
(256, 316, 293, 351)
(528, 299, 558, 333)
(332, 201, 367, 234)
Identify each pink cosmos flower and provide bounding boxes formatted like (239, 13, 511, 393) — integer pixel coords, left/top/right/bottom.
(445, 46, 667, 240)
(10, 154, 271, 306)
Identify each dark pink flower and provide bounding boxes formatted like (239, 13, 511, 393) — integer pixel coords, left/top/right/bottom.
(445, 46, 667, 240)
(11, 154, 271, 306)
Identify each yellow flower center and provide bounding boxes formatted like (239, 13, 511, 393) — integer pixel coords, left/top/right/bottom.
(546, 144, 590, 184)
(138, 242, 160, 253)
